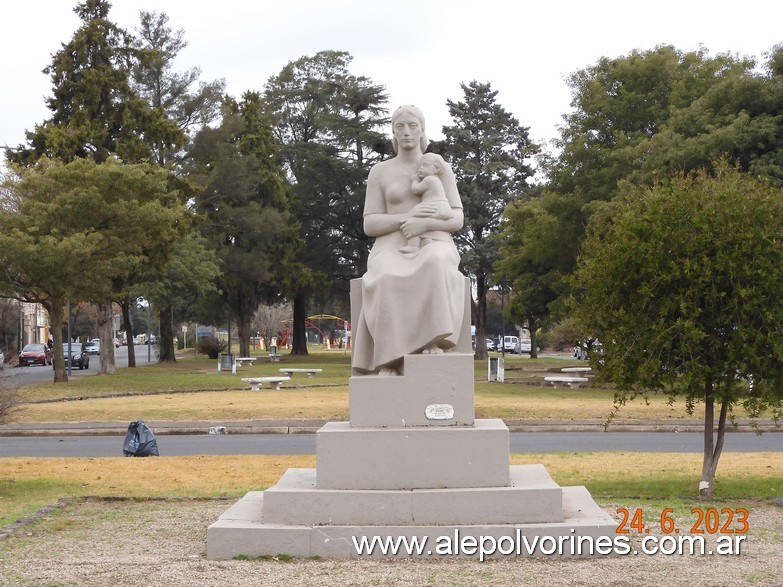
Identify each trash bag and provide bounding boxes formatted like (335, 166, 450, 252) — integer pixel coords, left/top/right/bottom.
(123, 419, 160, 457)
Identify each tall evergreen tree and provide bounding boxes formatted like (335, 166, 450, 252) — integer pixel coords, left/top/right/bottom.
(130, 9, 226, 362)
(190, 93, 302, 357)
(436, 81, 538, 359)
(6, 0, 182, 167)
(131, 10, 225, 168)
(263, 51, 388, 355)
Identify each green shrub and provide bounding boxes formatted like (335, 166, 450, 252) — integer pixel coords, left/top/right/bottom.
(197, 335, 226, 359)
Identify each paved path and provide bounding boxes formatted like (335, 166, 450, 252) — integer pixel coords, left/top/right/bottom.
(1, 429, 780, 457)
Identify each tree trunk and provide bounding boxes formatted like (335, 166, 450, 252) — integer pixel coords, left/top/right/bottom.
(43, 299, 67, 383)
(237, 316, 252, 357)
(121, 298, 136, 368)
(291, 291, 309, 356)
(529, 320, 539, 359)
(96, 301, 116, 374)
(474, 274, 488, 360)
(158, 303, 176, 362)
(700, 380, 729, 498)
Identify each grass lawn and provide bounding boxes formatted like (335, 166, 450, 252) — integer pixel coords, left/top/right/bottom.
(8, 350, 745, 423)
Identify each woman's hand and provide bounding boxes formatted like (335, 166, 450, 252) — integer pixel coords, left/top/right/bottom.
(400, 215, 431, 239)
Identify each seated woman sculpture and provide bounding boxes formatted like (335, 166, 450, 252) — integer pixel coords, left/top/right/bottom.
(352, 105, 467, 376)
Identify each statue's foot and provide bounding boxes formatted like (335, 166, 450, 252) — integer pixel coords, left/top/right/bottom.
(421, 344, 443, 355)
(378, 367, 399, 376)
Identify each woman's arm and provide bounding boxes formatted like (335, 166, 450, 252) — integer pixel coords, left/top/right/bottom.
(401, 207, 464, 239)
(364, 212, 407, 237)
(363, 165, 408, 237)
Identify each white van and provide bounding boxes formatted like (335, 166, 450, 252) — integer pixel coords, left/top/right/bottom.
(502, 336, 519, 353)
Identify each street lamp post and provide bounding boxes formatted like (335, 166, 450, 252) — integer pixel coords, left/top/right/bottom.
(500, 284, 506, 358)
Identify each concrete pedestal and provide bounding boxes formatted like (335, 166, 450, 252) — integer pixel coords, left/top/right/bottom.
(317, 419, 509, 489)
(349, 353, 475, 428)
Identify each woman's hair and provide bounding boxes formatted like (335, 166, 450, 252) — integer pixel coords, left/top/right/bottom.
(391, 105, 429, 153)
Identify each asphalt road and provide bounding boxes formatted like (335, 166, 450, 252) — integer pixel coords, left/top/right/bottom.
(0, 344, 155, 385)
(1, 431, 780, 458)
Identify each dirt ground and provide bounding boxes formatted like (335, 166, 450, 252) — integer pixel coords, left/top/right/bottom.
(0, 498, 781, 586)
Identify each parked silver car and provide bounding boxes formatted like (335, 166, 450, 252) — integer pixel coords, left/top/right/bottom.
(84, 340, 100, 355)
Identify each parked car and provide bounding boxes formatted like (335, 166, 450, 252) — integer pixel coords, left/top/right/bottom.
(84, 340, 100, 355)
(19, 343, 53, 366)
(113, 338, 120, 348)
(486, 338, 497, 351)
(0, 349, 5, 368)
(59, 343, 89, 370)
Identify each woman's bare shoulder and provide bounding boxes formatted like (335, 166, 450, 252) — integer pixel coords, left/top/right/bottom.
(369, 158, 398, 177)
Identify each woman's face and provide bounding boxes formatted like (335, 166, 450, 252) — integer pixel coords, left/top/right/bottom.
(393, 112, 423, 151)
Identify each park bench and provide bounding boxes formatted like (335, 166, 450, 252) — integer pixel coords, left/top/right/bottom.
(544, 376, 589, 388)
(268, 353, 283, 362)
(279, 368, 322, 378)
(234, 357, 256, 367)
(561, 367, 592, 373)
(241, 376, 290, 390)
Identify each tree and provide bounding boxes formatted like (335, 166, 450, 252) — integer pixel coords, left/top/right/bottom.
(571, 164, 783, 497)
(6, 0, 182, 166)
(191, 93, 301, 358)
(0, 158, 187, 380)
(4, 1, 192, 371)
(495, 194, 568, 358)
(435, 81, 538, 359)
(136, 230, 222, 362)
(518, 45, 783, 323)
(0, 298, 22, 357)
(131, 10, 225, 168)
(251, 302, 292, 352)
(129, 10, 225, 363)
(263, 50, 388, 355)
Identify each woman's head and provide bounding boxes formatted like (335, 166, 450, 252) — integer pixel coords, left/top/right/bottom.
(391, 105, 428, 153)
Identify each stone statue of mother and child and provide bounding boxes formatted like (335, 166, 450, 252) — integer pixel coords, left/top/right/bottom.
(207, 106, 617, 561)
(351, 105, 469, 376)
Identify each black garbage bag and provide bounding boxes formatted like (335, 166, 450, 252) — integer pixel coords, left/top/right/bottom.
(123, 419, 160, 457)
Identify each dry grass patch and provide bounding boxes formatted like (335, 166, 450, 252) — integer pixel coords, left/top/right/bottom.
(13, 387, 350, 423)
(476, 383, 701, 421)
(0, 455, 314, 497)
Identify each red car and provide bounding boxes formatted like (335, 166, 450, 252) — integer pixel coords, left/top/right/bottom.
(19, 343, 53, 366)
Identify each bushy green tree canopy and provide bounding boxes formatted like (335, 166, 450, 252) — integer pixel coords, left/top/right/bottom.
(500, 44, 783, 329)
(571, 164, 783, 496)
(0, 157, 187, 380)
(190, 93, 301, 357)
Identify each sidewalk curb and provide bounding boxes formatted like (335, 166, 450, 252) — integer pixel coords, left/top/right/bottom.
(1, 419, 779, 437)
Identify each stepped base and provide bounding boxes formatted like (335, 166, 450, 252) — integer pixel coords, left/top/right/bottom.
(207, 484, 617, 559)
(265, 465, 561, 526)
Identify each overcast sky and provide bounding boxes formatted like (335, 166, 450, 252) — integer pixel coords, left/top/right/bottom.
(2, 0, 781, 165)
